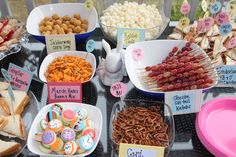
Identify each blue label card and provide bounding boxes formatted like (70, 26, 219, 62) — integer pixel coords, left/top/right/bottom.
(1, 68, 12, 82)
(8, 63, 33, 92)
(219, 23, 232, 36)
(165, 90, 202, 115)
(86, 39, 96, 53)
(217, 65, 236, 86)
(7, 85, 15, 102)
(210, 1, 222, 14)
(117, 28, 145, 48)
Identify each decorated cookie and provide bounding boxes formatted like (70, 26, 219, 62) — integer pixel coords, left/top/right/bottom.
(61, 127, 76, 142)
(48, 119, 63, 133)
(41, 130, 56, 145)
(62, 109, 77, 126)
(39, 143, 52, 154)
(46, 110, 58, 122)
(82, 127, 96, 140)
(52, 104, 63, 116)
(75, 108, 88, 120)
(39, 119, 48, 130)
(72, 119, 85, 132)
(85, 119, 95, 128)
(64, 141, 77, 155)
(50, 137, 64, 152)
(77, 146, 85, 154)
(34, 132, 43, 142)
(79, 135, 94, 151)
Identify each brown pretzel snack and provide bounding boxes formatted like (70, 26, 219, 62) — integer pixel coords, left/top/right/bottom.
(112, 106, 169, 151)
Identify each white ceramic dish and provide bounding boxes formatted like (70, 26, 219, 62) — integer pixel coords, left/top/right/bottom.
(39, 51, 96, 83)
(26, 3, 98, 43)
(27, 102, 103, 157)
(125, 40, 218, 95)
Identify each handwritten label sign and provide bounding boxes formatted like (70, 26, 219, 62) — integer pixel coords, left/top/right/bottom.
(219, 23, 232, 36)
(228, 37, 236, 49)
(210, 1, 222, 14)
(1, 68, 12, 82)
(217, 66, 236, 85)
(180, 3, 191, 14)
(86, 39, 96, 53)
(117, 28, 145, 48)
(132, 48, 144, 61)
(47, 82, 82, 103)
(165, 90, 202, 115)
(215, 12, 229, 25)
(202, 0, 208, 12)
(110, 82, 127, 97)
(178, 17, 190, 29)
(204, 17, 215, 30)
(8, 63, 33, 92)
(84, 0, 94, 10)
(45, 34, 76, 53)
(119, 143, 164, 157)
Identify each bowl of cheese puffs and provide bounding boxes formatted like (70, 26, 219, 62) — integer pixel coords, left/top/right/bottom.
(26, 3, 98, 44)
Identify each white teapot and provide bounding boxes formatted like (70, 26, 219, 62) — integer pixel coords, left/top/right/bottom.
(96, 39, 126, 86)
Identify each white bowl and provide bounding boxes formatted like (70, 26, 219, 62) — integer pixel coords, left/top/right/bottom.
(125, 40, 218, 95)
(39, 51, 96, 83)
(26, 3, 98, 43)
(27, 102, 103, 157)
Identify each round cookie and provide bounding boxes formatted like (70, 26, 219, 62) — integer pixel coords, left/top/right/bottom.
(39, 119, 48, 130)
(72, 119, 85, 132)
(82, 127, 96, 140)
(39, 143, 52, 154)
(62, 109, 77, 126)
(52, 104, 63, 116)
(79, 135, 94, 151)
(41, 130, 56, 145)
(85, 119, 95, 128)
(75, 108, 87, 120)
(50, 137, 64, 152)
(64, 141, 77, 155)
(48, 119, 63, 133)
(34, 132, 43, 142)
(61, 127, 76, 142)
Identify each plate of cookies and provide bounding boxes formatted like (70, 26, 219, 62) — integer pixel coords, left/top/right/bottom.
(0, 81, 40, 156)
(27, 102, 102, 156)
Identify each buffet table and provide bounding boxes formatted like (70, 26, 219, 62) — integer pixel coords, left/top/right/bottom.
(1, 26, 235, 157)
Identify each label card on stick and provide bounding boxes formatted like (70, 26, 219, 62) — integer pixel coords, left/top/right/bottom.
(1, 68, 12, 82)
(215, 12, 229, 25)
(86, 39, 96, 53)
(180, 3, 191, 14)
(178, 17, 190, 29)
(84, 0, 94, 10)
(219, 23, 232, 36)
(204, 17, 215, 30)
(8, 63, 33, 92)
(119, 143, 164, 157)
(165, 90, 202, 115)
(132, 48, 144, 61)
(202, 0, 208, 12)
(117, 28, 145, 48)
(110, 82, 127, 97)
(210, 1, 222, 14)
(228, 37, 236, 49)
(47, 82, 82, 103)
(45, 34, 76, 53)
(217, 66, 236, 86)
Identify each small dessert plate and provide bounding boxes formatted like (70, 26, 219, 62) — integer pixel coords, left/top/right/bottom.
(196, 97, 236, 157)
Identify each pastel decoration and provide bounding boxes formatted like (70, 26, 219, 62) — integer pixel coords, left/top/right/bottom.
(85, 119, 95, 128)
(52, 104, 63, 116)
(203, 11, 210, 18)
(178, 17, 190, 29)
(215, 12, 229, 25)
(201, 0, 208, 12)
(72, 119, 85, 132)
(64, 141, 77, 155)
(180, 3, 191, 14)
(75, 108, 88, 120)
(132, 48, 144, 61)
(39, 119, 48, 130)
(41, 130, 56, 145)
(79, 135, 94, 151)
(48, 119, 63, 133)
(39, 143, 52, 154)
(50, 137, 64, 152)
(45, 110, 57, 122)
(204, 17, 215, 30)
(62, 109, 76, 126)
(86, 39, 96, 53)
(197, 20, 205, 33)
(228, 37, 236, 49)
(219, 23, 232, 36)
(82, 127, 96, 140)
(210, 1, 222, 14)
(61, 127, 76, 142)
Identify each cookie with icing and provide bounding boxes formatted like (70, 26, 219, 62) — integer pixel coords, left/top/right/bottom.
(82, 127, 96, 140)
(41, 130, 56, 145)
(75, 108, 88, 120)
(48, 119, 63, 133)
(79, 135, 94, 151)
(61, 127, 76, 142)
(72, 119, 85, 132)
(62, 109, 77, 126)
(64, 141, 77, 155)
(85, 119, 95, 128)
(39, 119, 48, 130)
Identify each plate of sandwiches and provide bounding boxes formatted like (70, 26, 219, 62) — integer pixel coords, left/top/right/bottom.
(0, 81, 40, 156)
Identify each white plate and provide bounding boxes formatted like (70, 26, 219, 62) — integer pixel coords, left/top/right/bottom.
(26, 3, 97, 36)
(39, 51, 96, 83)
(125, 40, 218, 95)
(27, 102, 103, 157)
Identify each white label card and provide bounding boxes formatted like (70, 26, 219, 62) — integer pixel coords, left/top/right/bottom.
(165, 90, 202, 115)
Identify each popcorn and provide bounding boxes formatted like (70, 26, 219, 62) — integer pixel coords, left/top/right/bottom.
(100, 1, 163, 40)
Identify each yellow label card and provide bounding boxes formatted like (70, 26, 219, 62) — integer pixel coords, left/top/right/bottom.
(178, 17, 190, 29)
(117, 28, 145, 48)
(45, 34, 76, 53)
(84, 0, 94, 10)
(119, 143, 164, 157)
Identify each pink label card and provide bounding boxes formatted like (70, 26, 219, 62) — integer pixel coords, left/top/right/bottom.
(197, 20, 205, 33)
(180, 3, 191, 14)
(8, 63, 33, 92)
(110, 82, 127, 97)
(48, 82, 82, 103)
(204, 17, 215, 30)
(228, 37, 236, 49)
(215, 12, 229, 25)
(132, 48, 144, 61)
